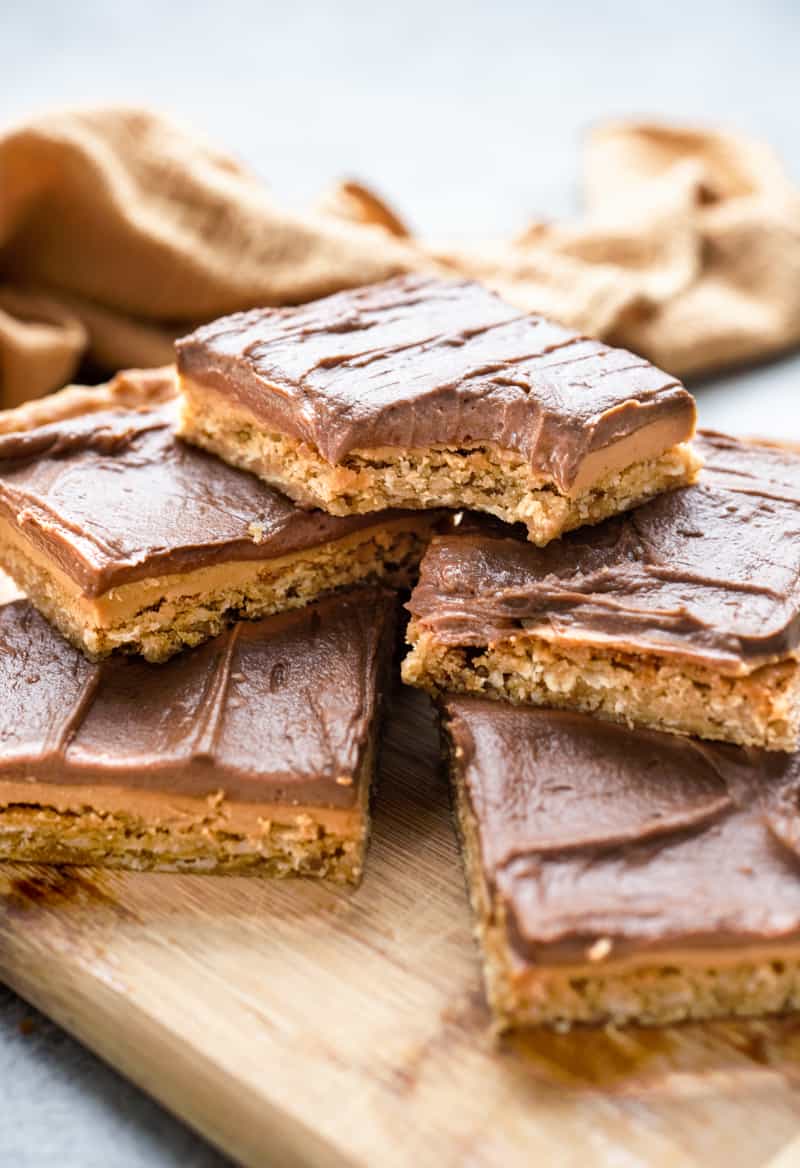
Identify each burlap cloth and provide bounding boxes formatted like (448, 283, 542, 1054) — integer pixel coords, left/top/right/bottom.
(1, 107, 799, 408)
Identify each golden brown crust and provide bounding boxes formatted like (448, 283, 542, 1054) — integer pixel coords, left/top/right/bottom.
(406, 628, 800, 751)
(0, 802, 363, 880)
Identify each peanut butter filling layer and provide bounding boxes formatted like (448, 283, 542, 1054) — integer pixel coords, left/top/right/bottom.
(0, 782, 363, 838)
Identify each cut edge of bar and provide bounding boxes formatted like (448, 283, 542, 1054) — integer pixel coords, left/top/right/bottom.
(407, 629, 800, 751)
(178, 378, 700, 546)
(0, 519, 428, 662)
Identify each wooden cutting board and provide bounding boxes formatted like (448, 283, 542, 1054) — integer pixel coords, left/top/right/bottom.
(2, 685, 800, 1168)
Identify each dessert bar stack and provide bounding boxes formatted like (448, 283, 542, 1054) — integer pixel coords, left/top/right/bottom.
(0, 368, 435, 663)
(0, 367, 426, 880)
(400, 428, 800, 1025)
(3, 274, 799, 1031)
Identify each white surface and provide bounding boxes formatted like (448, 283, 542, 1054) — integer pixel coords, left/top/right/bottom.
(0, 987, 226, 1167)
(1, 0, 799, 1165)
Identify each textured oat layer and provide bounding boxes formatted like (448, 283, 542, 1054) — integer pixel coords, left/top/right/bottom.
(0, 726, 377, 883)
(1, 520, 428, 663)
(0, 802, 363, 880)
(450, 745, 800, 1029)
(179, 383, 700, 545)
(406, 628, 800, 750)
(493, 955, 800, 1030)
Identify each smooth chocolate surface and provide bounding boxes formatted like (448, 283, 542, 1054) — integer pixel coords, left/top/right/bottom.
(0, 588, 395, 806)
(444, 695, 800, 965)
(176, 276, 695, 489)
(0, 400, 414, 597)
(409, 431, 800, 672)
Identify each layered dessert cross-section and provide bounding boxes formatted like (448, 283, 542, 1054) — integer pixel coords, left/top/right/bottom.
(0, 587, 395, 880)
(176, 275, 699, 545)
(404, 432, 800, 751)
(0, 368, 439, 661)
(443, 695, 800, 1029)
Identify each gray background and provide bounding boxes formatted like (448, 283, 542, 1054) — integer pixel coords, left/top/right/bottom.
(1, 1, 799, 1165)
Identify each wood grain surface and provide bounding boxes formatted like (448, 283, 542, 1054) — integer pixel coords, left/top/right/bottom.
(2, 684, 800, 1168)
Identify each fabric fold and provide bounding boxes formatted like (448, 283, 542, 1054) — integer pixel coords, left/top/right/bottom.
(1, 107, 798, 408)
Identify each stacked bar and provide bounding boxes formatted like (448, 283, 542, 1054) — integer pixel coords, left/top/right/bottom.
(0, 368, 436, 662)
(403, 432, 800, 751)
(176, 275, 699, 543)
(0, 367, 431, 880)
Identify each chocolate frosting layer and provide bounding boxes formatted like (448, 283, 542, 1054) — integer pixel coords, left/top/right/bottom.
(0, 589, 395, 806)
(177, 276, 695, 490)
(444, 696, 800, 965)
(0, 400, 413, 596)
(409, 431, 800, 671)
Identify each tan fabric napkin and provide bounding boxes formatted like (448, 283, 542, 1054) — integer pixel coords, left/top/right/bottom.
(1, 107, 799, 408)
(0, 571, 20, 604)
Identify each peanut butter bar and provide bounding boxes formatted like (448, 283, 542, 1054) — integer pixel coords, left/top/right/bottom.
(0, 368, 438, 661)
(0, 587, 394, 880)
(176, 276, 699, 545)
(443, 695, 800, 1029)
(405, 432, 800, 751)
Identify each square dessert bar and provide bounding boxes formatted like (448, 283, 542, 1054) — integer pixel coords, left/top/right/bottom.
(0, 368, 439, 661)
(0, 587, 394, 880)
(176, 276, 700, 545)
(405, 432, 800, 751)
(442, 695, 800, 1029)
